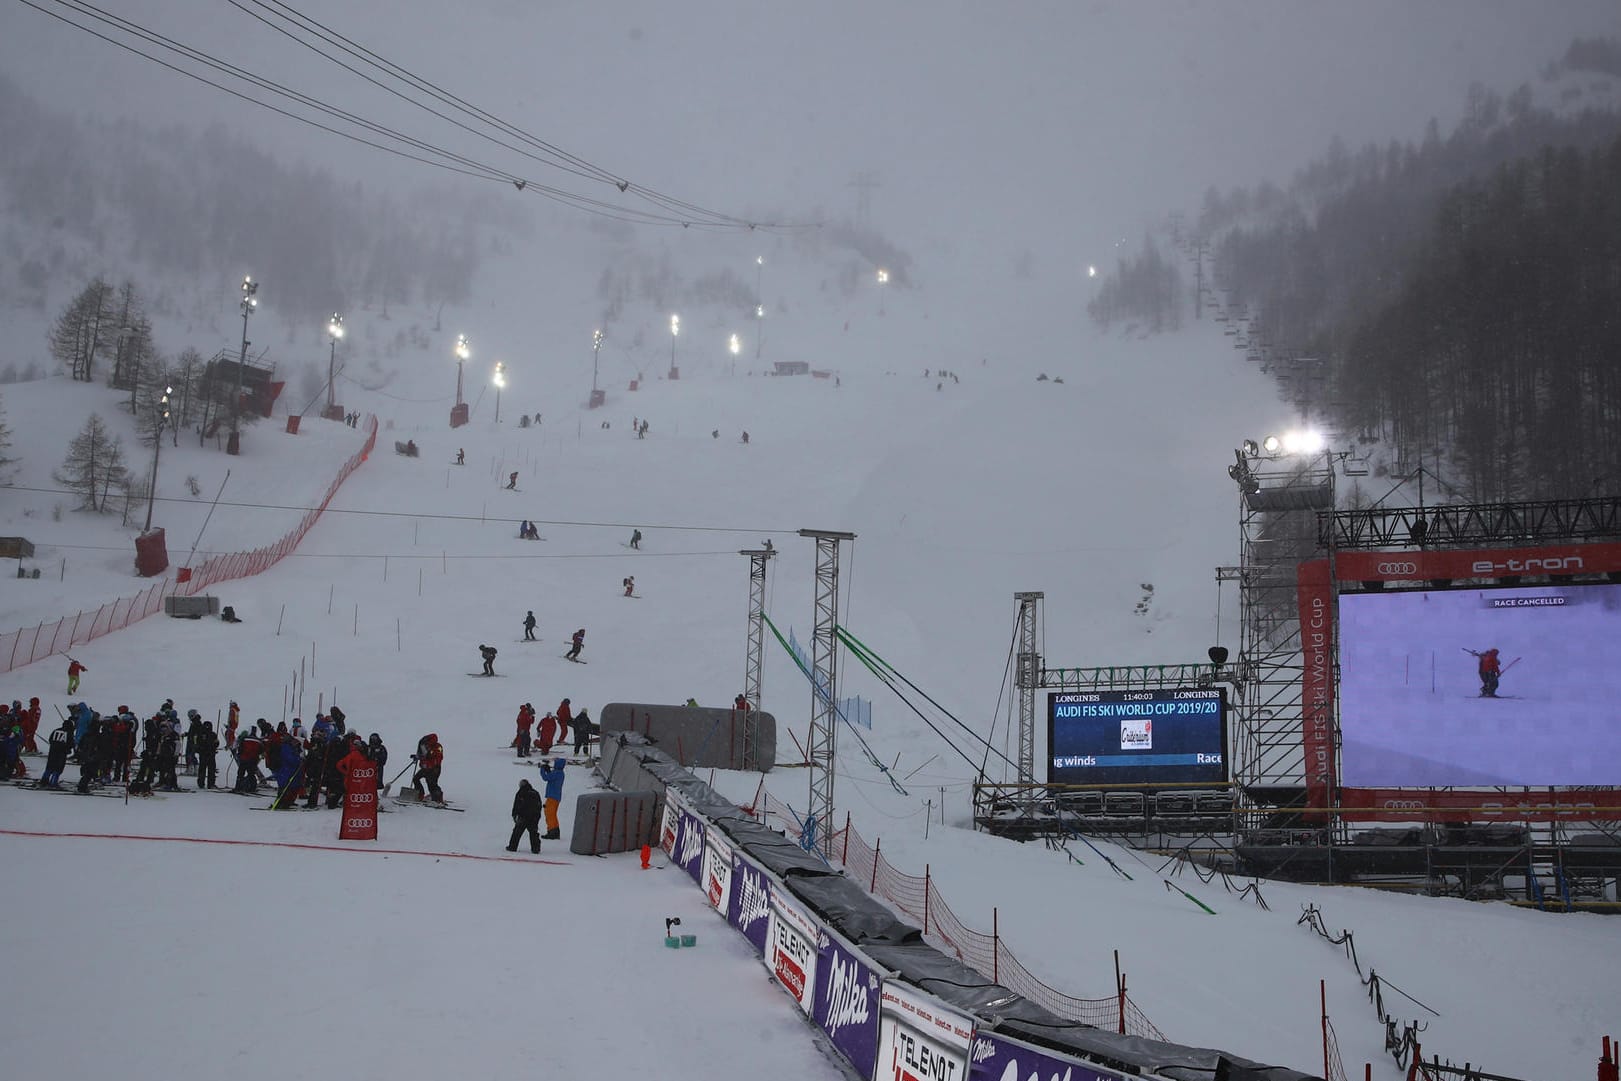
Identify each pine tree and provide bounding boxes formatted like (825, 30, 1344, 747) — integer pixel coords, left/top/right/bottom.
(53, 413, 128, 512)
(0, 392, 15, 484)
(48, 279, 113, 382)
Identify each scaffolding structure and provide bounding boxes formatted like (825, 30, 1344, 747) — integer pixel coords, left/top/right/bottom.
(739, 546, 774, 771)
(1231, 449, 1337, 801)
(799, 528, 855, 856)
(1012, 592, 1042, 788)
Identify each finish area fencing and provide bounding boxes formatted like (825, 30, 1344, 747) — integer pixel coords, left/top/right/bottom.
(1, 416, 377, 674)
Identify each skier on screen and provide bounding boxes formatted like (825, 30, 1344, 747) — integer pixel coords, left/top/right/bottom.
(1465, 647, 1502, 698)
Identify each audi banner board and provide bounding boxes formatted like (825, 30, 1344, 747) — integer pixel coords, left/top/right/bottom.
(1047, 688, 1228, 786)
(1339, 582, 1621, 786)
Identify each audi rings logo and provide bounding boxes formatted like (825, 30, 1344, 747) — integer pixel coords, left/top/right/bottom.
(1381, 799, 1425, 810)
(1376, 561, 1419, 575)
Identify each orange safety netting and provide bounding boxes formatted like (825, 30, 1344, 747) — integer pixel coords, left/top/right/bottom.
(0, 417, 377, 674)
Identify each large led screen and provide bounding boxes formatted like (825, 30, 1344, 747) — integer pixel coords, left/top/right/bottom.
(1339, 582, 1621, 786)
(1047, 688, 1227, 786)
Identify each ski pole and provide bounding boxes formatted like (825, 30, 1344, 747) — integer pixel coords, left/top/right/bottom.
(382, 759, 413, 796)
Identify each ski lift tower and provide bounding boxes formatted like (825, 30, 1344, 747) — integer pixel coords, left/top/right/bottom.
(799, 528, 855, 856)
(740, 544, 776, 770)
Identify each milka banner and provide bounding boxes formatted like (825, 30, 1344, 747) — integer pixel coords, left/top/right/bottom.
(702, 830, 734, 913)
(675, 803, 706, 882)
(878, 979, 974, 1081)
(766, 889, 821, 1015)
(812, 930, 880, 1078)
(969, 1030, 1125, 1081)
(728, 852, 773, 956)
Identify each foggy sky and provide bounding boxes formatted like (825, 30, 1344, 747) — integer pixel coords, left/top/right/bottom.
(2, 0, 1616, 274)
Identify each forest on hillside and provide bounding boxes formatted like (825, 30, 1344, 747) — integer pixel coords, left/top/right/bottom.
(0, 74, 481, 328)
(1092, 39, 1621, 503)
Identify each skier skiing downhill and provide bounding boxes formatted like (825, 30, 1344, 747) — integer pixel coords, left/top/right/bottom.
(1466, 647, 1503, 697)
(523, 610, 538, 641)
(479, 644, 498, 676)
(566, 628, 585, 662)
(67, 657, 87, 694)
(623, 576, 635, 597)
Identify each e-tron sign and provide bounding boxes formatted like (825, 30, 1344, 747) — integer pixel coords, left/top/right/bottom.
(1047, 688, 1228, 786)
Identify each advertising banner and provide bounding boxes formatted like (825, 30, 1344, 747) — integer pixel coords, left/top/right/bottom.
(702, 829, 734, 913)
(812, 930, 881, 1078)
(1296, 558, 1335, 806)
(675, 804, 706, 882)
(877, 978, 974, 1081)
(659, 789, 687, 856)
(728, 852, 773, 955)
(338, 760, 378, 841)
(1299, 544, 1621, 820)
(969, 1029, 1124, 1081)
(766, 889, 820, 1015)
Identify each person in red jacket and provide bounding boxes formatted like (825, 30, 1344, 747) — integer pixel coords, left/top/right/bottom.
(336, 737, 375, 798)
(67, 657, 87, 694)
(514, 703, 535, 758)
(1466, 647, 1503, 698)
(21, 696, 41, 753)
(536, 711, 557, 757)
(555, 698, 572, 744)
(412, 734, 445, 803)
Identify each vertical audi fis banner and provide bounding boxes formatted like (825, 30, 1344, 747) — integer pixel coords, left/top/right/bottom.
(878, 979, 974, 1081)
(728, 852, 772, 955)
(1296, 558, 1336, 806)
(812, 931, 880, 1078)
(338, 761, 378, 841)
(766, 890, 820, 1015)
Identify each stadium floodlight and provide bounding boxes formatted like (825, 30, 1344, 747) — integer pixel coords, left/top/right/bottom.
(1241, 439, 1259, 457)
(326, 313, 344, 418)
(729, 333, 740, 356)
(493, 361, 506, 423)
(876, 268, 889, 284)
(1262, 435, 1282, 453)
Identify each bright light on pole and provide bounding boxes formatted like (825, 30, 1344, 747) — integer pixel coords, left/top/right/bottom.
(231, 275, 258, 452)
(326, 313, 344, 417)
(670, 313, 680, 373)
(875, 268, 889, 284)
(454, 333, 470, 406)
(592, 328, 603, 394)
(492, 361, 506, 423)
(729, 333, 740, 355)
(144, 385, 172, 533)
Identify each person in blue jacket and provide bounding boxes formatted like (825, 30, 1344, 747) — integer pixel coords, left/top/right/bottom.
(273, 738, 304, 808)
(537, 757, 566, 839)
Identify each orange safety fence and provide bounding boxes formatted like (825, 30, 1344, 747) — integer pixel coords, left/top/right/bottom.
(0, 416, 377, 674)
(753, 789, 1165, 1041)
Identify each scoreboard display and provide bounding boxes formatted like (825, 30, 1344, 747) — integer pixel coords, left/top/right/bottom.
(1047, 688, 1228, 786)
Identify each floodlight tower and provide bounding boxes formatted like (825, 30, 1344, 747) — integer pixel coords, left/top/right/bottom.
(324, 313, 344, 421)
(230, 275, 257, 455)
(492, 361, 506, 424)
(451, 334, 471, 428)
(799, 528, 856, 856)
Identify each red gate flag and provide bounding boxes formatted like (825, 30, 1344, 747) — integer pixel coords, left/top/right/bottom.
(339, 761, 379, 841)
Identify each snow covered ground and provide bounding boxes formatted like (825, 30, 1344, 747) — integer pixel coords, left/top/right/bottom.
(1, 284, 1617, 1081)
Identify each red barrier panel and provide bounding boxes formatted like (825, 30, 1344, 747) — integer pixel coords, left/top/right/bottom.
(0, 416, 378, 674)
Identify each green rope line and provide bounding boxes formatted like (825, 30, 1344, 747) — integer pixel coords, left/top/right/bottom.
(760, 613, 908, 795)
